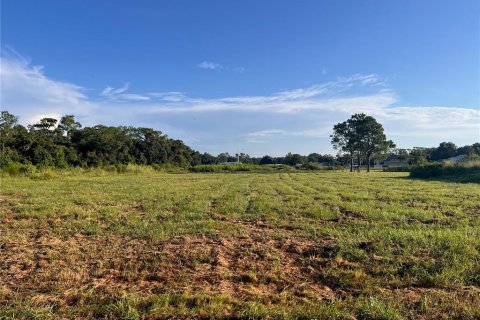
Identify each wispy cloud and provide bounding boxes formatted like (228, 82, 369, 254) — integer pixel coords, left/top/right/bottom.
(140, 74, 392, 114)
(0, 49, 96, 124)
(101, 83, 150, 101)
(148, 92, 186, 102)
(197, 61, 245, 73)
(2, 50, 478, 154)
(247, 129, 287, 143)
(197, 61, 223, 70)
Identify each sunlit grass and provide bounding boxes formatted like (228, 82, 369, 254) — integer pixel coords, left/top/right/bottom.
(1, 171, 479, 319)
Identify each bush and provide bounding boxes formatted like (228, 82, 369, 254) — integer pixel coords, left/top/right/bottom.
(190, 164, 252, 172)
(297, 163, 336, 171)
(151, 163, 187, 173)
(19, 164, 37, 176)
(102, 164, 132, 173)
(410, 160, 480, 182)
(1, 163, 38, 177)
(383, 166, 411, 172)
(30, 167, 58, 180)
(2, 162, 22, 176)
(0, 147, 21, 167)
(189, 164, 295, 173)
(410, 163, 443, 178)
(190, 165, 221, 172)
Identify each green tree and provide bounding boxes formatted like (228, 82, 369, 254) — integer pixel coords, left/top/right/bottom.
(431, 142, 457, 161)
(260, 155, 273, 165)
(332, 113, 394, 172)
(409, 148, 428, 165)
(0, 111, 19, 154)
(0, 111, 18, 132)
(331, 118, 357, 172)
(58, 115, 82, 137)
(32, 118, 57, 132)
(200, 152, 216, 164)
(356, 115, 395, 172)
(284, 152, 305, 166)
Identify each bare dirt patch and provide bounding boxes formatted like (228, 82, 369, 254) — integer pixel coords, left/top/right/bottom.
(0, 194, 26, 219)
(0, 225, 341, 312)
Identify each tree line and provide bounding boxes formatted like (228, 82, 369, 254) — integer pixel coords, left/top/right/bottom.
(0, 111, 201, 168)
(200, 152, 335, 166)
(385, 142, 480, 165)
(0, 111, 335, 169)
(1, 111, 478, 170)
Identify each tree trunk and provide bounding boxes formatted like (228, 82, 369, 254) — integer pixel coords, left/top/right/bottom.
(367, 156, 371, 172)
(350, 154, 353, 172)
(357, 152, 361, 172)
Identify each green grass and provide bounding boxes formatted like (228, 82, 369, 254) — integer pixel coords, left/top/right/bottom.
(1, 171, 479, 319)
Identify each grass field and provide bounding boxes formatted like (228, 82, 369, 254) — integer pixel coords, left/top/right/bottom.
(1, 171, 479, 319)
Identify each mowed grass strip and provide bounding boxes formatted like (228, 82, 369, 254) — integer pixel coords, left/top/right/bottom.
(0, 171, 479, 319)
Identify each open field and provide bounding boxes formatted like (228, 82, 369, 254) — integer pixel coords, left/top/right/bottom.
(1, 171, 479, 319)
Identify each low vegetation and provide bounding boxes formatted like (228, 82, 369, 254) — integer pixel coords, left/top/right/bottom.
(189, 164, 294, 173)
(189, 163, 337, 173)
(410, 158, 480, 183)
(1, 171, 479, 319)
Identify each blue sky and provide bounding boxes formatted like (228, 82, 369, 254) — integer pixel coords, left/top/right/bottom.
(1, 0, 479, 156)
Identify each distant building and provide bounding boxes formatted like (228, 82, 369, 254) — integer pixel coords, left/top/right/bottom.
(373, 160, 383, 169)
(443, 154, 467, 163)
(219, 162, 241, 165)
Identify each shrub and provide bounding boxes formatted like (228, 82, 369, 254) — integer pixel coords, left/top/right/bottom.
(19, 164, 37, 176)
(151, 163, 187, 173)
(410, 160, 480, 182)
(190, 165, 221, 172)
(189, 164, 295, 173)
(30, 167, 58, 180)
(297, 163, 336, 171)
(3, 162, 22, 176)
(1, 163, 38, 177)
(383, 166, 411, 172)
(116, 164, 129, 173)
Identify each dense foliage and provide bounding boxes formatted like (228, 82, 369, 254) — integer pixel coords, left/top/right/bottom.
(0, 111, 201, 168)
(331, 113, 395, 172)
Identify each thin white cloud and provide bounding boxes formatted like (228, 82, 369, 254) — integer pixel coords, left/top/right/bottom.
(248, 129, 287, 137)
(197, 61, 223, 70)
(149, 92, 187, 102)
(102, 83, 129, 95)
(246, 129, 287, 144)
(197, 61, 245, 73)
(0, 50, 96, 124)
(141, 75, 394, 114)
(291, 128, 332, 138)
(101, 83, 150, 101)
